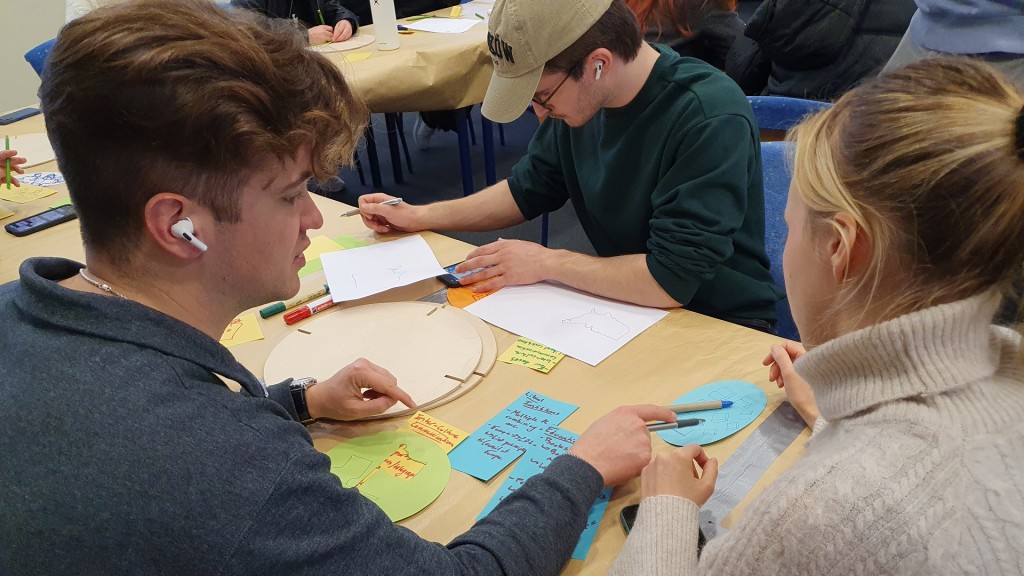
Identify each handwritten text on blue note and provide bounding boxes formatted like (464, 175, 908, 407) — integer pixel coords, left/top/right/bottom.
(478, 426, 610, 560)
(448, 391, 577, 481)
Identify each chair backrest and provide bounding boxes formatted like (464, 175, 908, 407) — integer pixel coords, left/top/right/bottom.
(761, 140, 800, 341)
(24, 38, 57, 78)
(748, 96, 832, 141)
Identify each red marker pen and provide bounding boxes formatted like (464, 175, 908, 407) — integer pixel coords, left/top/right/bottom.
(283, 294, 336, 325)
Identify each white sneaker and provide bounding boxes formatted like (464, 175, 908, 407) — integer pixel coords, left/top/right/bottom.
(414, 115, 436, 150)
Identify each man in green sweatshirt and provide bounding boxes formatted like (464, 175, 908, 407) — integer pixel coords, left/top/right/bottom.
(359, 0, 781, 329)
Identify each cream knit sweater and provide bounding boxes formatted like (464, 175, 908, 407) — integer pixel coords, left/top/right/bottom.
(611, 290, 1024, 575)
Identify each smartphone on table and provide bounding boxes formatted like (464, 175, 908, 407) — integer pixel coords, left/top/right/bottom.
(437, 262, 485, 288)
(0, 107, 41, 125)
(5, 204, 77, 237)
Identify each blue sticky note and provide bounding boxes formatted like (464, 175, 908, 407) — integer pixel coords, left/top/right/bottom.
(449, 391, 578, 481)
(573, 487, 611, 560)
(477, 427, 610, 561)
(658, 380, 767, 446)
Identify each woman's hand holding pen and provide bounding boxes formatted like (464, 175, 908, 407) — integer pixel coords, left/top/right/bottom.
(306, 358, 416, 420)
(640, 444, 718, 506)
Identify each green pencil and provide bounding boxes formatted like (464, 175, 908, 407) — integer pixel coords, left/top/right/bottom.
(4, 135, 10, 190)
(317, 9, 326, 25)
(407, 15, 434, 21)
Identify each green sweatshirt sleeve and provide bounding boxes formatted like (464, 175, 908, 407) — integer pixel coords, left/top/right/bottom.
(646, 113, 759, 305)
(507, 120, 571, 220)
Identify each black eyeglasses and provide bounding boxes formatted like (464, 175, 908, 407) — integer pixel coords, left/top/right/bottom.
(531, 67, 577, 110)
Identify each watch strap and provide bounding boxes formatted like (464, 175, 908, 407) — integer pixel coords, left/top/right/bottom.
(289, 377, 317, 425)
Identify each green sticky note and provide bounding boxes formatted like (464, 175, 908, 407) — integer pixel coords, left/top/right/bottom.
(333, 234, 371, 249)
(327, 431, 450, 522)
(49, 198, 72, 209)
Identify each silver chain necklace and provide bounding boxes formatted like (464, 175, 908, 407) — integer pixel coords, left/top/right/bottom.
(78, 268, 129, 300)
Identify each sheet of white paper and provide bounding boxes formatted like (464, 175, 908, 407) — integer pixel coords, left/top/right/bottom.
(405, 18, 481, 33)
(458, 3, 491, 20)
(9, 134, 56, 168)
(465, 283, 669, 366)
(321, 235, 447, 302)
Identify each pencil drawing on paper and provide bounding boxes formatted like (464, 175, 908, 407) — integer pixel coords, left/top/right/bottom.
(350, 265, 407, 290)
(332, 455, 373, 487)
(562, 309, 630, 340)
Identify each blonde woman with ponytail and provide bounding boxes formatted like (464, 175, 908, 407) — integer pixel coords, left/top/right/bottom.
(612, 57, 1024, 576)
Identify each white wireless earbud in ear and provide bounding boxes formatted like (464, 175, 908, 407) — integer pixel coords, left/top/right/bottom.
(170, 218, 208, 252)
(595, 61, 603, 80)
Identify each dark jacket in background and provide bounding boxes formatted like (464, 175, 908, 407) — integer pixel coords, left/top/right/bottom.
(348, 0, 459, 25)
(646, 10, 745, 70)
(726, 0, 916, 101)
(231, 0, 359, 32)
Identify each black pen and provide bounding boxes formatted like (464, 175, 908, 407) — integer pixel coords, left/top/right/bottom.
(646, 418, 703, 432)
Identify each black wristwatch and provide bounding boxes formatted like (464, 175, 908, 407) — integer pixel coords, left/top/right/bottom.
(289, 377, 318, 425)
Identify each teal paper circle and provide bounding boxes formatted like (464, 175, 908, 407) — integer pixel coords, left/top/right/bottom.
(657, 380, 767, 446)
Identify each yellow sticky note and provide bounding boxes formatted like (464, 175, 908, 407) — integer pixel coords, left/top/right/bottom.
(344, 52, 372, 63)
(305, 235, 344, 261)
(0, 184, 56, 204)
(219, 313, 265, 348)
(401, 411, 468, 453)
(299, 235, 345, 277)
(0, 206, 14, 220)
(498, 338, 565, 374)
(449, 5, 462, 17)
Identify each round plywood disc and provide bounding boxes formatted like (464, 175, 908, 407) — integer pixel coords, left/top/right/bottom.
(413, 305, 496, 412)
(265, 302, 490, 418)
(308, 34, 375, 53)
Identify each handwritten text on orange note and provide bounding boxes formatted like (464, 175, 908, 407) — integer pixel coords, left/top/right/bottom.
(402, 411, 468, 453)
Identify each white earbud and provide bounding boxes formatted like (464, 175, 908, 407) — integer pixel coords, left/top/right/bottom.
(170, 217, 208, 252)
(595, 61, 603, 81)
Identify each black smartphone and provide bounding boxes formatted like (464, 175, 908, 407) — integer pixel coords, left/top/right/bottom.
(619, 502, 708, 554)
(619, 503, 639, 534)
(437, 262, 484, 288)
(0, 107, 41, 126)
(5, 204, 77, 237)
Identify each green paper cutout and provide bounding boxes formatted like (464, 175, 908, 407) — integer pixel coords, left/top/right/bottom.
(327, 431, 451, 522)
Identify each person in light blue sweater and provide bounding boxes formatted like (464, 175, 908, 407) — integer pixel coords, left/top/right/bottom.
(0, 1, 678, 574)
(884, 0, 1024, 89)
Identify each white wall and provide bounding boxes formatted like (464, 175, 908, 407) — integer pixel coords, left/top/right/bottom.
(0, 1, 65, 113)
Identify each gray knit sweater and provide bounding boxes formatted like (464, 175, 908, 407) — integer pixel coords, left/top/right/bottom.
(0, 258, 604, 575)
(611, 289, 1024, 575)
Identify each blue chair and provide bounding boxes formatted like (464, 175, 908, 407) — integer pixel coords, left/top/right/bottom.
(24, 38, 56, 78)
(748, 96, 831, 140)
(761, 141, 799, 341)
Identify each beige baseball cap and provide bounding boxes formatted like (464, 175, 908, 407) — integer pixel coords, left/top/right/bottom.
(481, 0, 614, 123)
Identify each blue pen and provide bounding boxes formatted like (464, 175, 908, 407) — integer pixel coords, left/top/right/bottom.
(665, 400, 733, 413)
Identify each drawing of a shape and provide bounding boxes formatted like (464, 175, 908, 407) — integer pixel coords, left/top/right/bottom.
(562, 309, 629, 340)
(220, 318, 242, 341)
(332, 455, 373, 487)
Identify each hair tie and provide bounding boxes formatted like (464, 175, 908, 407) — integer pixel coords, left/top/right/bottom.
(1017, 105, 1024, 160)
